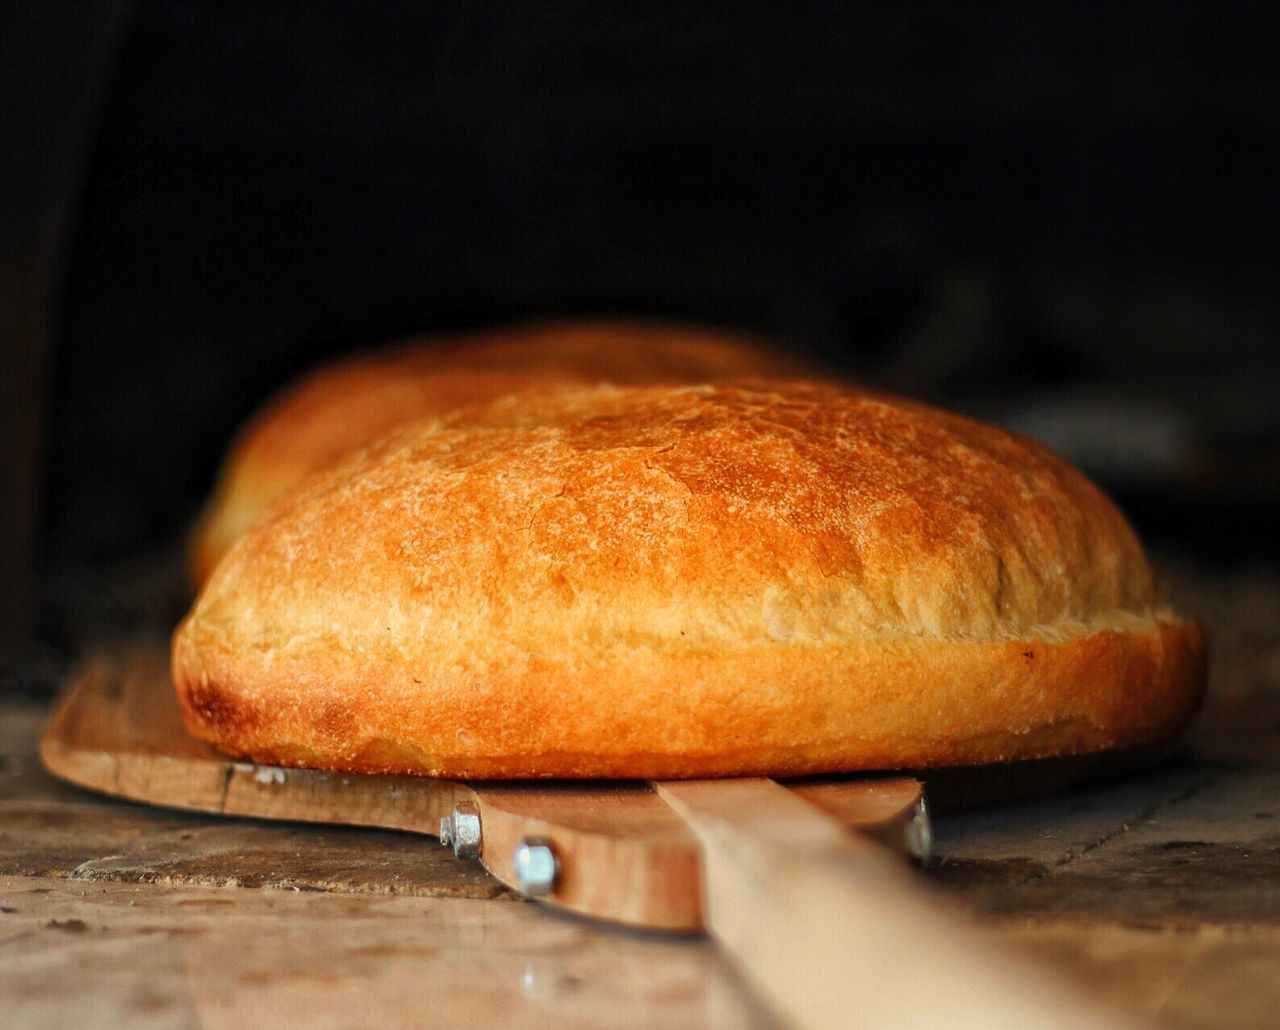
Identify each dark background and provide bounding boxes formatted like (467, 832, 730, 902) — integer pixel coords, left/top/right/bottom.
(3, 2, 1279, 672)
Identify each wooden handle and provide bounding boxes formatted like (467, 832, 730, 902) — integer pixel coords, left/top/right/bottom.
(654, 778, 1129, 1030)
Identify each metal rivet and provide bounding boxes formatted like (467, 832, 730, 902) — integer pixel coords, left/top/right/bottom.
(514, 837, 559, 896)
(904, 796, 933, 866)
(438, 800, 482, 859)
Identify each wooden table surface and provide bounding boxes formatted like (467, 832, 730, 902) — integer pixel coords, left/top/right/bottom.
(4, 558, 1279, 1028)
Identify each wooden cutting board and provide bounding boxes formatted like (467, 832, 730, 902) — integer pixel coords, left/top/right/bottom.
(40, 646, 927, 931)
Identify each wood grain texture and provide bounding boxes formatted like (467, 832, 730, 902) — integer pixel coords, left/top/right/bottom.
(39, 647, 924, 930)
(4, 701, 502, 898)
(0, 875, 778, 1030)
(656, 778, 1127, 1030)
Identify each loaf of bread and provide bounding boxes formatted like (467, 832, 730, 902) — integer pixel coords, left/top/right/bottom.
(188, 320, 812, 583)
(173, 382, 1206, 778)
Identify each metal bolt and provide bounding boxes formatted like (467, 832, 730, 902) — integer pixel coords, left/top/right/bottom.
(438, 800, 482, 859)
(904, 796, 933, 866)
(514, 837, 559, 896)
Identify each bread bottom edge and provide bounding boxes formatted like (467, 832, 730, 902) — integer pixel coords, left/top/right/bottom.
(172, 616, 1207, 780)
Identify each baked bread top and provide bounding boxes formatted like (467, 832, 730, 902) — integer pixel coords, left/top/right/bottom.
(173, 381, 1206, 778)
(188, 319, 811, 584)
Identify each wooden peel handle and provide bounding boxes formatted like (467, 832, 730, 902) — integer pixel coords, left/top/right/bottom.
(654, 778, 1129, 1030)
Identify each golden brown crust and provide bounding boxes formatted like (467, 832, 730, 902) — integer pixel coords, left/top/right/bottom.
(188, 320, 813, 584)
(173, 382, 1207, 778)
